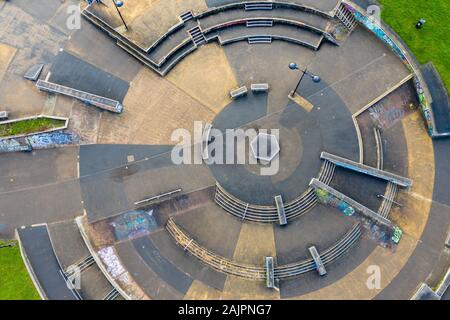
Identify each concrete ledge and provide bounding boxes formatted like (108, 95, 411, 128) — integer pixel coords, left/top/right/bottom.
(36, 80, 123, 113)
(436, 267, 450, 297)
(196, 1, 334, 20)
(24, 63, 44, 81)
(15, 229, 46, 300)
(411, 283, 440, 300)
(0, 115, 69, 141)
(373, 127, 383, 170)
(320, 151, 412, 188)
(310, 178, 395, 229)
(75, 216, 131, 300)
(204, 17, 330, 38)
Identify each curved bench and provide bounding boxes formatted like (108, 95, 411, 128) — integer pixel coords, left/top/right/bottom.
(205, 20, 324, 50)
(153, 16, 334, 67)
(214, 160, 336, 223)
(275, 223, 361, 278)
(166, 217, 361, 280)
(149, 0, 334, 54)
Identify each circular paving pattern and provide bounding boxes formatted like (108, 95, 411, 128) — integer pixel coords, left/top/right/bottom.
(209, 83, 358, 205)
(3, 0, 449, 302)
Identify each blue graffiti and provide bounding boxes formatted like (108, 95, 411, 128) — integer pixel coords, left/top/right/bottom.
(27, 132, 77, 148)
(347, 5, 408, 64)
(110, 209, 158, 241)
(0, 131, 78, 154)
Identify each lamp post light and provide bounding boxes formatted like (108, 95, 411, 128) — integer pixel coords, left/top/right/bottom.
(112, 0, 128, 31)
(289, 62, 320, 96)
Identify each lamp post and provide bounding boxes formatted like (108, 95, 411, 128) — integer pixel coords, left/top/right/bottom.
(112, 0, 128, 31)
(289, 62, 320, 96)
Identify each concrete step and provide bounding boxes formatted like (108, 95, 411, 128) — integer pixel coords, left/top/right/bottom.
(245, 2, 273, 11)
(248, 36, 272, 44)
(200, 7, 330, 32)
(180, 11, 194, 22)
(247, 19, 273, 27)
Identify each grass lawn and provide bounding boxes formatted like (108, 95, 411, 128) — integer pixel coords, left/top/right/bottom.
(0, 240, 40, 300)
(379, 0, 450, 94)
(0, 117, 65, 138)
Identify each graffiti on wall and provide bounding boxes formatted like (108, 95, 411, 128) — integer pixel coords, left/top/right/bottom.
(344, 4, 409, 65)
(0, 131, 79, 154)
(110, 209, 158, 241)
(98, 246, 126, 279)
(315, 188, 399, 248)
(344, 3, 435, 136)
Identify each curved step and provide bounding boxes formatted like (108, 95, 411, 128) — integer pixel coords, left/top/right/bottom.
(199, 6, 330, 32)
(166, 218, 361, 280)
(82, 3, 335, 76)
(47, 220, 118, 300)
(214, 161, 335, 223)
(217, 24, 322, 49)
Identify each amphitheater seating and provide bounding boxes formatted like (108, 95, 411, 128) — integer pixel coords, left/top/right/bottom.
(46, 220, 121, 300)
(211, 23, 323, 50)
(82, 1, 339, 76)
(274, 223, 361, 279)
(214, 160, 335, 223)
(166, 217, 361, 281)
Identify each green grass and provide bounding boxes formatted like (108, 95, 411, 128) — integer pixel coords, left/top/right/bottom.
(379, 0, 450, 94)
(0, 240, 40, 300)
(0, 117, 65, 138)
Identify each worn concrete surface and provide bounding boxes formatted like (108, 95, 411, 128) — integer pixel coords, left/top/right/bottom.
(1, 0, 448, 301)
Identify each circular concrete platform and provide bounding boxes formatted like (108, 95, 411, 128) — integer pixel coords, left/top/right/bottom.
(208, 84, 359, 205)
